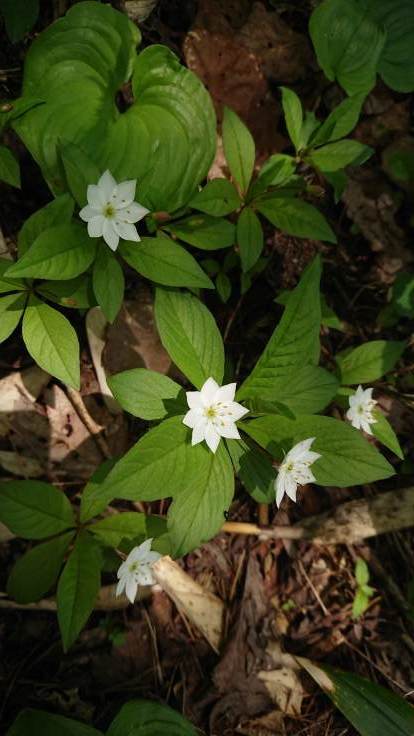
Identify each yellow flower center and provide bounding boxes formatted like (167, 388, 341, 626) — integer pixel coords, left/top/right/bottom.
(104, 203, 115, 218)
(205, 406, 217, 419)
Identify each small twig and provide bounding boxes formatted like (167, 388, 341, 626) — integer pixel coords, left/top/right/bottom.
(257, 503, 269, 526)
(66, 386, 111, 459)
(298, 559, 329, 617)
(221, 521, 306, 540)
(0, 584, 151, 612)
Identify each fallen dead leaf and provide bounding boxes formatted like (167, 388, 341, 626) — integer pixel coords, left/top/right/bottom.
(86, 307, 122, 415)
(0, 450, 43, 478)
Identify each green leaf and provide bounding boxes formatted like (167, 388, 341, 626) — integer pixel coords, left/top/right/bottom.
(0, 0, 38, 42)
(167, 441, 234, 555)
(310, 95, 366, 146)
(256, 197, 336, 243)
(237, 207, 264, 273)
(336, 340, 405, 384)
(80, 459, 118, 524)
(18, 194, 74, 257)
(227, 438, 275, 504)
(299, 659, 414, 736)
(0, 480, 75, 539)
(107, 699, 197, 736)
(216, 271, 232, 303)
(309, 0, 386, 96)
(120, 237, 213, 289)
(238, 256, 322, 401)
(37, 275, 96, 310)
(97, 416, 192, 504)
(7, 531, 74, 604)
(92, 248, 124, 323)
(89, 512, 148, 547)
(222, 106, 255, 193)
(352, 588, 370, 619)
(108, 368, 185, 420)
(0, 145, 20, 187)
(269, 365, 339, 415)
(14, 4, 215, 213)
(22, 295, 80, 389)
(243, 414, 394, 486)
(155, 287, 224, 389)
(324, 171, 348, 203)
(0, 97, 44, 135)
(256, 153, 297, 189)
(57, 531, 102, 651)
(7, 708, 102, 736)
(372, 410, 404, 460)
(6, 223, 97, 281)
(190, 179, 242, 216)
(0, 258, 26, 294)
(370, 0, 414, 93)
(60, 141, 101, 207)
(280, 87, 303, 152)
(163, 215, 235, 251)
(307, 140, 373, 172)
(0, 292, 26, 343)
(355, 557, 370, 586)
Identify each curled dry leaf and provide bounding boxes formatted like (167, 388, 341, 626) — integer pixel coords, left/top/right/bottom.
(0, 450, 43, 478)
(86, 307, 122, 415)
(152, 555, 224, 652)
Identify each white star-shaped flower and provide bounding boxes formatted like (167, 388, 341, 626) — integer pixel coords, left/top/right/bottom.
(79, 170, 149, 251)
(183, 376, 249, 453)
(346, 385, 377, 435)
(116, 538, 161, 603)
(275, 437, 321, 507)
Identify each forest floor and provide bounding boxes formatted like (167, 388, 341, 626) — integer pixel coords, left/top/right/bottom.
(1, 1, 414, 734)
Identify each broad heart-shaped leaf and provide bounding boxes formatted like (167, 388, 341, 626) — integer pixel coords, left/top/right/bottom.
(0, 145, 20, 187)
(13, 3, 215, 213)
(222, 106, 255, 194)
(309, 0, 386, 96)
(0, 292, 26, 343)
(226, 438, 275, 504)
(60, 141, 101, 207)
(243, 414, 394, 486)
(237, 207, 264, 273)
(107, 699, 197, 736)
(7, 708, 103, 736)
(7, 531, 75, 604)
(372, 410, 403, 460)
(92, 247, 124, 323)
(6, 223, 97, 281)
(0, 97, 44, 135)
(80, 459, 117, 523)
(57, 531, 102, 651)
(368, 0, 414, 93)
(190, 178, 242, 216)
(162, 215, 235, 251)
(299, 659, 414, 736)
(0, 480, 75, 539)
(310, 95, 366, 147)
(108, 368, 185, 420)
(18, 194, 74, 257)
(89, 511, 164, 547)
(336, 340, 405, 384)
(155, 287, 225, 389)
(0, 0, 38, 43)
(280, 87, 303, 152)
(167, 441, 234, 556)
(307, 140, 373, 172)
(238, 256, 322, 401)
(22, 295, 80, 388)
(0, 258, 27, 294)
(120, 237, 213, 289)
(96, 416, 194, 504)
(266, 365, 339, 415)
(256, 197, 336, 243)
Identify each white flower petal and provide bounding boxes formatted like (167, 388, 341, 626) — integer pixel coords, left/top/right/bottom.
(275, 471, 287, 507)
(99, 170, 117, 200)
(79, 204, 98, 222)
(227, 401, 249, 422)
(216, 422, 240, 440)
(121, 202, 150, 223)
(200, 377, 220, 405)
(215, 382, 237, 403)
(287, 437, 316, 462)
(186, 391, 204, 410)
(183, 408, 202, 429)
(145, 551, 162, 564)
(204, 423, 221, 453)
(191, 418, 208, 446)
(284, 474, 298, 502)
(113, 220, 140, 242)
(137, 566, 155, 586)
(86, 184, 105, 209)
(126, 576, 138, 604)
(87, 215, 105, 238)
(103, 220, 119, 251)
(116, 576, 126, 597)
(133, 538, 154, 560)
(111, 179, 136, 207)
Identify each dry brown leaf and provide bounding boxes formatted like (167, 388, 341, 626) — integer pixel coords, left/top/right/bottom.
(258, 668, 303, 716)
(0, 366, 49, 414)
(237, 710, 285, 736)
(86, 307, 122, 415)
(152, 555, 224, 652)
(0, 450, 43, 478)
